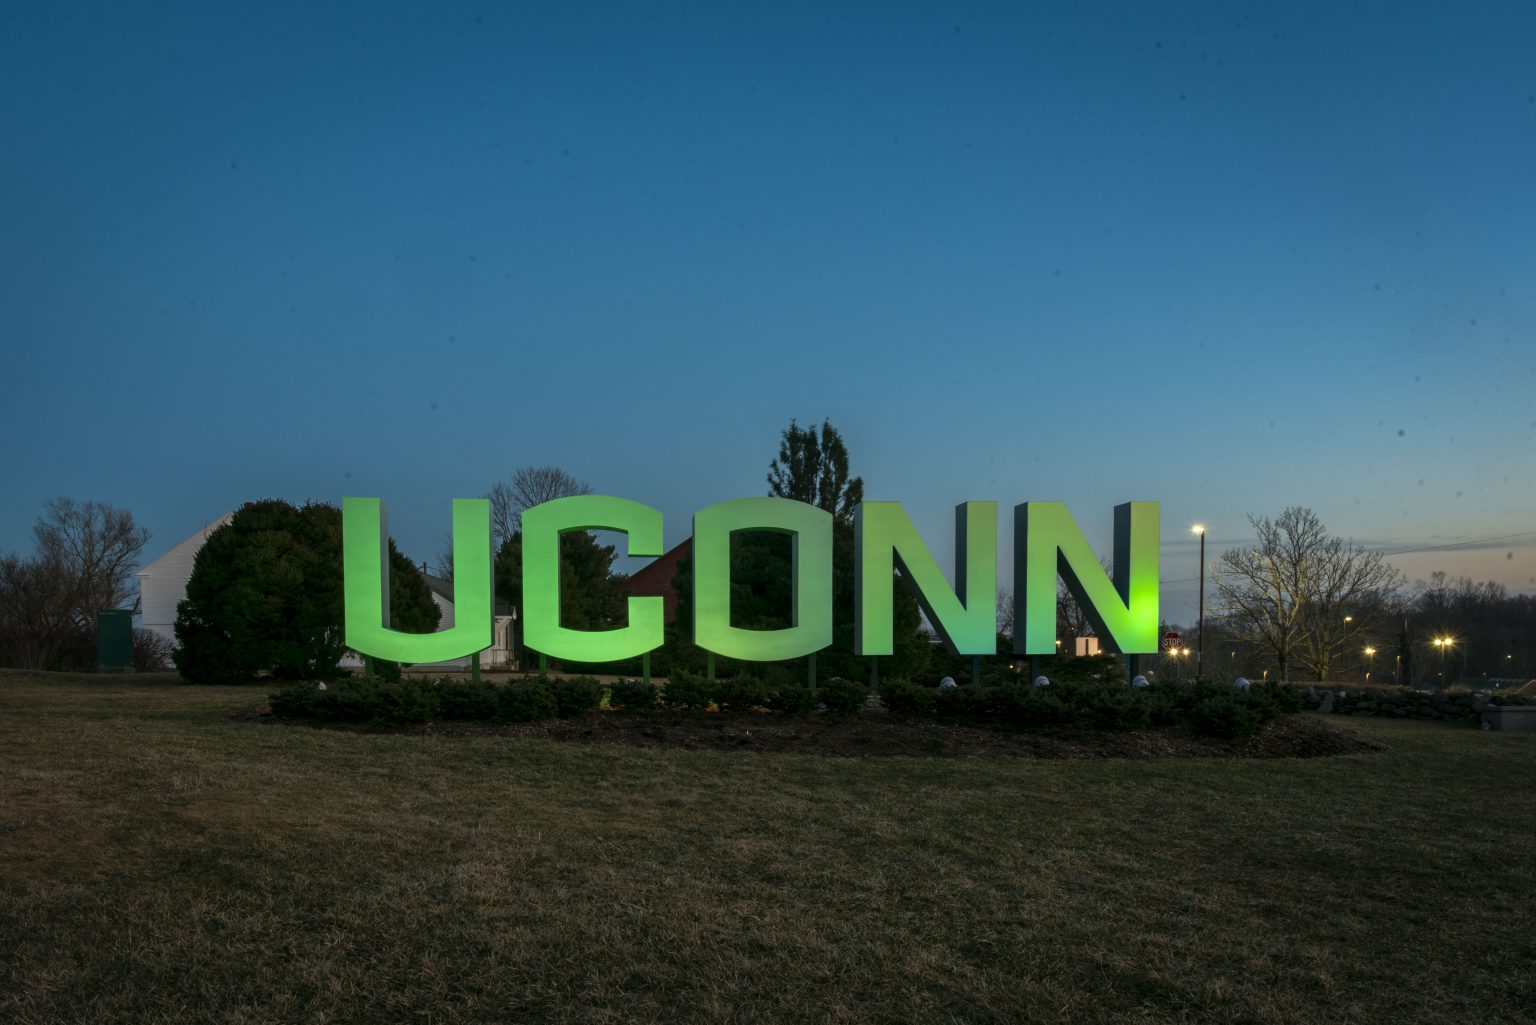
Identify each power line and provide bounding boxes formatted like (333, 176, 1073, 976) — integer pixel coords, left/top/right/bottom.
(1156, 528, 1536, 587)
(1371, 530, 1536, 557)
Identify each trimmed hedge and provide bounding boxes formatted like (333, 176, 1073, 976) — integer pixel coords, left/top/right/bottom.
(608, 679, 660, 711)
(270, 677, 579, 726)
(268, 672, 1301, 736)
(878, 677, 1297, 735)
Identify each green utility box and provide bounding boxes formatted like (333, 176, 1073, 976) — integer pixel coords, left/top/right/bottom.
(96, 609, 134, 671)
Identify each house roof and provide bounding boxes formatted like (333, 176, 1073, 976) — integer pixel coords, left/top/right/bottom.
(623, 537, 692, 623)
(136, 512, 235, 578)
(421, 571, 513, 617)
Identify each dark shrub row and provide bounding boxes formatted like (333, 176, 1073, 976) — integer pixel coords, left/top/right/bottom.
(650, 672, 862, 714)
(878, 678, 1304, 738)
(269, 677, 607, 726)
(268, 673, 866, 726)
(268, 673, 1300, 738)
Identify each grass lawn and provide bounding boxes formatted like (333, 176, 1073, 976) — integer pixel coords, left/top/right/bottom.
(1, 671, 1532, 1024)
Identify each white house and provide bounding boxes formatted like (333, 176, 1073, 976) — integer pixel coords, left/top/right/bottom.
(135, 512, 234, 645)
(368, 572, 516, 670)
(137, 515, 514, 670)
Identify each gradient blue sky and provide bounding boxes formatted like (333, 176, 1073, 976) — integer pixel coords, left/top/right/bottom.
(2, 1, 1533, 625)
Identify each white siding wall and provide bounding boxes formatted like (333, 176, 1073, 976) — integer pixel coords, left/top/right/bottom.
(136, 513, 234, 644)
(141, 515, 507, 672)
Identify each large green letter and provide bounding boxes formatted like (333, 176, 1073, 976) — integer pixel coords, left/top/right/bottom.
(522, 495, 664, 661)
(1014, 501, 1159, 656)
(855, 501, 997, 655)
(693, 497, 832, 660)
(343, 497, 492, 662)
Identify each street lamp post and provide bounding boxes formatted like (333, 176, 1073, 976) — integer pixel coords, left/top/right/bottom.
(1192, 524, 1206, 681)
(1433, 637, 1454, 688)
(1364, 646, 1376, 684)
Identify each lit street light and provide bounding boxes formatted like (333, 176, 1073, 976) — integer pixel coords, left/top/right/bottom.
(1364, 646, 1376, 684)
(1433, 637, 1454, 687)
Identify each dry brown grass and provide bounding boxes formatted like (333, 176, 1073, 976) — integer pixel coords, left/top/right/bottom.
(2, 669, 1533, 1024)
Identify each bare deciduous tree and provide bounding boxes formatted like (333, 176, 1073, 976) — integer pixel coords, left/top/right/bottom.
(0, 499, 150, 670)
(442, 467, 595, 580)
(0, 551, 81, 669)
(486, 482, 519, 550)
(997, 587, 1015, 638)
(486, 467, 593, 545)
(1216, 507, 1403, 682)
(32, 498, 150, 618)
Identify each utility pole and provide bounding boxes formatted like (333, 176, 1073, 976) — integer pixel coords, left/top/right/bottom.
(1192, 524, 1207, 681)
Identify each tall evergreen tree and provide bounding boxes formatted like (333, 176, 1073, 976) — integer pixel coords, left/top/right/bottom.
(174, 500, 438, 682)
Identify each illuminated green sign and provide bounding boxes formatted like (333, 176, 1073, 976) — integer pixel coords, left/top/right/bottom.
(343, 497, 493, 664)
(523, 495, 665, 661)
(693, 497, 833, 660)
(342, 496, 1160, 662)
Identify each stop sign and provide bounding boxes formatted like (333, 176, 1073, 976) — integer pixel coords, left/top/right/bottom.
(1162, 632, 1182, 650)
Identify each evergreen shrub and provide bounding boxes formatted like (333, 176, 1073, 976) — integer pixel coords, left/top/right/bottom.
(663, 672, 715, 710)
(608, 679, 659, 710)
(436, 680, 500, 720)
(767, 684, 819, 714)
(497, 682, 559, 722)
(713, 677, 772, 711)
(549, 677, 603, 717)
(878, 678, 935, 715)
(818, 677, 867, 714)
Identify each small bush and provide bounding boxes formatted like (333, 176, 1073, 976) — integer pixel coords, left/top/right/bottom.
(1075, 686, 1151, 731)
(663, 672, 715, 710)
(879, 678, 936, 715)
(608, 679, 659, 711)
(371, 681, 437, 724)
(268, 682, 322, 718)
(1145, 682, 1187, 727)
(369, 659, 404, 684)
(270, 679, 441, 725)
(1263, 682, 1307, 714)
(498, 682, 558, 722)
(935, 684, 991, 717)
(1190, 694, 1265, 738)
(714, 677, 772, 712)
(317, 683, 376, 723)
(436, 681, 500, 720)
(132, 629, 176, 672)
(987, 684, 1071, 726)
(819, 677, 868, 715)
(550, 677, 603, 717)
(767, 684, 819, 714)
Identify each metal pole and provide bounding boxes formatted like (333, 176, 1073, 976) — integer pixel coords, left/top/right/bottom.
(808, 652, 817, 689)
(1197, 530, 1206, 680)
(472, 651, 481, 684)
(971, 655, 980, 686)
(643, 651, 651, 687)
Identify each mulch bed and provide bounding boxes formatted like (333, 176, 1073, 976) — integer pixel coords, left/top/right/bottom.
(244, 705, 1386, 760)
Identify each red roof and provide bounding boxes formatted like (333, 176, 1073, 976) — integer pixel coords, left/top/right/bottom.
(623, 537, 691, 623)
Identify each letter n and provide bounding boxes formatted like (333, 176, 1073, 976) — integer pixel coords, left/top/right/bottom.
(1014, 502, 1159, 656)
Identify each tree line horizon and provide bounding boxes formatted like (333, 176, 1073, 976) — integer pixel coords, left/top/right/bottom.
(0, 419, 1530, 685)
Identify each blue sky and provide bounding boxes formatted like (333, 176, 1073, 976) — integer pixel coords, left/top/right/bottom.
(2, 1, 1533, 625)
